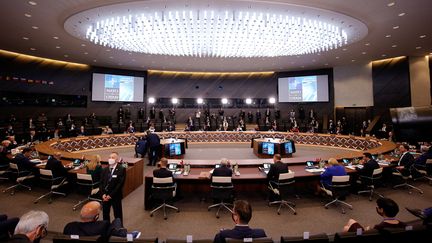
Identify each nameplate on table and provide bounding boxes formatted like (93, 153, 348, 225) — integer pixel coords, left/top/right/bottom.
(198, 171, 210, 179)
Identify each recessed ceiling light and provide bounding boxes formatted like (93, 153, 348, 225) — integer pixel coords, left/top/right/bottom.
(365, 43, 370, 46)
(32, 26, 39, 30)
(385, 35, 391, 38)
(22, 37, 29, 40)
(109, 56, 113, 59)
(30, 47, 36, 51)
(28, 1, 37, 6)
(84, 52, 88, 55)
(398, 13, 406, 17)
(106, 49, 111, 52)
(393, 26, 399, 29)
(351, 59, 355, 62)
(55, 46, 61, 49)
(382, 54, 387, 57)
(342, 48, 347, 51)
(420, 35, 426, 38)
(24, 13, 32, 18)
(362, 52, 367, 55)
(392, 45, 397, 48)
(64, 54, 69, 57)
(81, 44, 86, 47)
(335, 56, 340, 59)
(416, 46, 422, 49)
(53, 36, 59, 39)
(387, 2, 395, 7)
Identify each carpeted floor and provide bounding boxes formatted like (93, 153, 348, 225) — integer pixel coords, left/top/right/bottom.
(1, 144, 431, 242)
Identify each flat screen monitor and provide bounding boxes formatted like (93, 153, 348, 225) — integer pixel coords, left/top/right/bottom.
(169, 143, 182, 156)
(215, 164, 221, 168)
(263, 163, 271, 169)
(278, 75, 329, 102)
(73, 159, 81, 166)
(284, 141, 294, 154)
(262, 142, 275, 155)
(306, 161, 314, 168)
(168, 163, 177, 171)
(92, 73, 144, 102)
(342, 159, 350, 165)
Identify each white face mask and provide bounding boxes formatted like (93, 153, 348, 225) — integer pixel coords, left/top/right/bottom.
(108, 158, 116, 165)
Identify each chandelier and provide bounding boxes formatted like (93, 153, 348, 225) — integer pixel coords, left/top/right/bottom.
(65, 1, 368, 58)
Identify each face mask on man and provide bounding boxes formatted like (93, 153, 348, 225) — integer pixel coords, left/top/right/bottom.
(108, 158, 116, 165)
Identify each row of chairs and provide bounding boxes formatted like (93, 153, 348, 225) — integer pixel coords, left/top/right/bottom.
(1, 163, 100, 209)
(50, 224, 432, 243)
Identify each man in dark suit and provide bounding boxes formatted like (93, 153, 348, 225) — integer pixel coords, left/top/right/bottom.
(13, 147, 38, 174)
(213, 158, 232, 177)
(153, 158, 173, 179)
(45, 152, 68, 178)
(135, 136, 147, 158)
(100, 152, 126, 224)
(267, 154, 289, 201)
(63, 201, 139, 240)
(214, 200, 266, 243)
(146, 130, 160, 166)
(357, 152, 379, 177)
(394, 144, 414, 175)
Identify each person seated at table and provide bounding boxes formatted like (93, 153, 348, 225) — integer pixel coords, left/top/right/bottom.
(214, 200, 266, 243)
(13, 147, 38, 174)
(320, 158, 347, 189)
(0, 144, 11, 167)
(45, 152, 68, 178)
(86, 155, 102, 182)
(390, 144, 414, 176)
(63, 201, 140, 240)
(357, 152, 379, 177)
(153, 158, 173, 179)
(267, 154, 288, 202)
(412, 146, 432, 177)
(23, 130, 38, 144)
(343, 197, 406, 232)
(0, 214, 19, 240)
(6, 136, 17, 150)
(212, 158, 232, 177)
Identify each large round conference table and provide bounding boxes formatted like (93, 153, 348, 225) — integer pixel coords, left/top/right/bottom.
(35, 131, 396, 208)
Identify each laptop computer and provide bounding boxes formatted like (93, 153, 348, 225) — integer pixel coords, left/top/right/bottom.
(305, 161, 315, 169)
(262, 163, 271, 174)
(168, 163, 178, 172)
(342, 158, 350, 165)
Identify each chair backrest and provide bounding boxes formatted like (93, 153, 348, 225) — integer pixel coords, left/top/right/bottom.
(9, 163, 18, 170)
(77, 173, 93, 181)
(334, 229, 384, 243)
(372, 167, 383, 176)
(226, 237, 273, 243)
(331, 175, 351, 196)
(52, 234, 101, 243)
(281, 233, 329, 243)
(212, 176, 232, 184)
(153, 177, 173, 185)
(40, 168, 53, 177)
(166, 239, 213, 243)
(426, 159, 432, 164)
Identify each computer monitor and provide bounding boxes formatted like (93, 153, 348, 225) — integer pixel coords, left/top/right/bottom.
(284, 141, 293, 154)
(215, 164, 221, 168)
(263, 163, 271, 169)
(168, 163, 178, 171)
(73, 159, 81, 166)
(306, 161, 314, 167)
(342, 158, 350, 165)
(262, 142, 275, 155)
(169, 143, 182, 156)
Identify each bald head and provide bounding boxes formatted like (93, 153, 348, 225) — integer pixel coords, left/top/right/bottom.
(80, 201, 101, 222)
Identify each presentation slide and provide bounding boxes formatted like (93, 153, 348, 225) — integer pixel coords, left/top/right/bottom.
(278, 75, 329, 102)
(92, 73, 144, 102)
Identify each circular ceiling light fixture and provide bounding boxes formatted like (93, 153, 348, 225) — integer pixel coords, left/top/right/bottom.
(65, 0, 367, 58)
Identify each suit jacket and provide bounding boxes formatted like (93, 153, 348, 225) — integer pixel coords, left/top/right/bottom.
(398, 152, 414, 169)
(214, 225, 267, 243)
(212, 166, 233, 177)
(357, 159, 379, 177)
(153, 168, 173, 178)
(13, 154, 35, 173)
(135, 139, 147, 154)
(147, 133, 160, 148)
(45, 157, 68, 178)
(267, 161, 289, 182)
(63, 220, 110, 238)
(6, 234, 31, 243)
(100, 164, 126, 199)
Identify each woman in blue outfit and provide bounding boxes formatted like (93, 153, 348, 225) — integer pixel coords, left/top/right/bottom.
(320, 158, 347, 189)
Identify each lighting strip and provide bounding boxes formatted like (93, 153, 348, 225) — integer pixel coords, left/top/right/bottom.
(148, 69, 275, 76)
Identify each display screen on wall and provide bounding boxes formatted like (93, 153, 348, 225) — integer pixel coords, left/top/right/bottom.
(92, 73, 144, 102)
(278, 75, 329, 102)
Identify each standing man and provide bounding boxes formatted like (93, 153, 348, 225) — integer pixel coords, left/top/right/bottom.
(146, 130, 161, 166)
(100, 152, 126, 224)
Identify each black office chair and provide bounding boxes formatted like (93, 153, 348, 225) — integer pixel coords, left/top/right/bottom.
(412, 159, 432, 185)
(268, 172, 297, 215)
(73, 173, 101, 211)
(2, 163, 34, 195)
(226, 237, 273, 243)
(358, 167, 384, 201)
(208, 176, 234, 218)
(108, 236, 158, 243)
(34, 168, 68, 204)
(321, 175, 352, 214)
(281, 233, 329, 243)
(334, 229, 385, 243)
(392, 167, 423, 194)
(52, 234, 101, 243)
(150, 177, 179, 219)
(0, 163, 10, 181)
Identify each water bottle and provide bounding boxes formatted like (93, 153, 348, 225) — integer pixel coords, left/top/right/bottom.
(319, 159, 325, 169)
